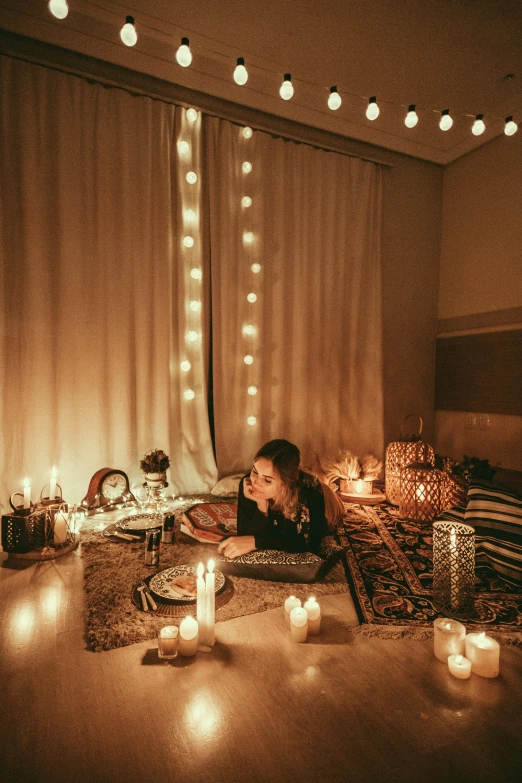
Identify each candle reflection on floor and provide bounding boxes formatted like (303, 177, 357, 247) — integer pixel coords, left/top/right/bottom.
(183, 691, 221, 740)
(11, 603, 36, 644)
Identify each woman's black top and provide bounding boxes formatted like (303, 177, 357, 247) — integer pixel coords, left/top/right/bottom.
(237, 471, 328, 553)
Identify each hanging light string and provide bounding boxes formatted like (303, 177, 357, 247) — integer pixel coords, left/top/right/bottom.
(48, 2, 518, 135)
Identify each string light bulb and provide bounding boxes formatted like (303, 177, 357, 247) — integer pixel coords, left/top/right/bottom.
(242, 196, 252, 208)
(251, 263, 261, 273)
(187, 108, 198, 123)
(366, 97, 379, 121)
(177, 140, 190, 154)
(187, 330, 199, 342)
(244, 355, 254, 365)
(186, 171, 198, 184)
(190, 268, 202, 280)
(439, 109, 453, 131)
(248, 386, 258, 396)
(184, 208, 197, 222)
(242, 126, 253, 139)
(189, 300, 201, 312)
(243, 324, 256, 336)
(234, 57, 248, 86)
(48, 0, 68, 19)
(183, 236, 195, 248)
(176, 37, 192, 67)
(184, 389, 195, 400)
(247, 293, 257, 303)
(328, 86, 341, 111)
(504, 116, 518, 136)
(180, 360, 191, 372)
(472, 114, 485, 136)
(247, 415, 257, 425)
(242, 161, 252, 174)
(120, 16, 137, 47)
(243, 231, 254, 243)
(280, 74, 294, 101)
(405, 105, 418, 128)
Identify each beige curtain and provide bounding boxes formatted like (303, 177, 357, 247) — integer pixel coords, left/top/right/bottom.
(206, 116, 383, 475)
(0, 56, 217, 511)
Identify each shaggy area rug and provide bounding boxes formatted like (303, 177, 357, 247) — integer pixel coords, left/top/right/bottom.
(339, 503, 522, 644)
(81, 497, 350, 652)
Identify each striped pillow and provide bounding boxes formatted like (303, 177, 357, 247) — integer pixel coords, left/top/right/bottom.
(464, 480, 522, 585)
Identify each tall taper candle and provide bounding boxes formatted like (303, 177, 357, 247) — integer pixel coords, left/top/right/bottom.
(206, 559, 216, 647)
(23, 478, 31, 509)
(49, 466, 57, 501)
(196, 562, 207, 645)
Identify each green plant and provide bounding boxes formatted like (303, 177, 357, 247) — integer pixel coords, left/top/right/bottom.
(140, 448, 170, 474)
(435, 453, 496, 482)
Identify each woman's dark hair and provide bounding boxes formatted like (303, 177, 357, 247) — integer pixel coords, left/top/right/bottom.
(254, 439, 301, 518)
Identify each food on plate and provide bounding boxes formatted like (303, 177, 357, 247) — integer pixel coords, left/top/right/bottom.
(170, 574, 198, 597)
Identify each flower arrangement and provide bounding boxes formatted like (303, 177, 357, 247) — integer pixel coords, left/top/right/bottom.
(140, 448, 170, 475)
(325, 450, 383, 486)
(435, 453, 496, 482)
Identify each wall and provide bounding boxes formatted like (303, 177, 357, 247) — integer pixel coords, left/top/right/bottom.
(437, 130, 522, 471)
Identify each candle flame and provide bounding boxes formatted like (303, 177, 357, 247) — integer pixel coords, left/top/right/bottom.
(23, 477, 30, 488)
(477, 631, 487, 647)
(455, 654, 463, 664)
(197, 562, 204, 578)
(444, 622, 452, 630)
(355, 479, 363, 494)
(416, 483, 425, 500)
(208, 559, 215, 573)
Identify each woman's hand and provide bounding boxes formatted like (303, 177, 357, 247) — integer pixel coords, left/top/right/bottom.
(217, 535, 256, 558)
(243, 477, 269, 515)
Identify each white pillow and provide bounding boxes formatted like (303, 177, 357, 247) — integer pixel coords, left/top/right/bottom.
(211, 473, 244, 497)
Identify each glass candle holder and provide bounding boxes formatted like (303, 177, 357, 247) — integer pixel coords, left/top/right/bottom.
(158, 625, 179, 659)
(433, 521, 475, 619)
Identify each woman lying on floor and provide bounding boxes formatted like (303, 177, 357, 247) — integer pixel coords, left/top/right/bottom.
(217, 439, 344, 558)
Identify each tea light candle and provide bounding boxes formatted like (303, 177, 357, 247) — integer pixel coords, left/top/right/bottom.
(49, 466, 57, 500)
(206, 559, 216, 647)
(196, 563, 207, 646)
(355, 479, 364, 494)
(284, 595, 301, 626)
(433, 618, 466, 662)
(303, 596, 321, 635)
(23, 478, 31, 509)
(179, 616, 199, 657)
(465, 632, 500, 678)
(448, 654, 471, 679)
(53, 510, 68, 545)
(290, 606, 308, 643)
(158, 625, 179, 659)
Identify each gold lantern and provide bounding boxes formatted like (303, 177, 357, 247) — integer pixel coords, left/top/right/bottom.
(385, 415, 434, 505)
(399, 462, 444, 522)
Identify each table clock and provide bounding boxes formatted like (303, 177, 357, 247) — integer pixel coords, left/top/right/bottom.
(80, 468, 136, 515)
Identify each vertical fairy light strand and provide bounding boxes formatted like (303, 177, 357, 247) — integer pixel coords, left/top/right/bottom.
(240, 126, 258, 430)
(179, 107, 202, 404)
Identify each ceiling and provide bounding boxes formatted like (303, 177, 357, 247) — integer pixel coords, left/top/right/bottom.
(1, 0, 522, 164)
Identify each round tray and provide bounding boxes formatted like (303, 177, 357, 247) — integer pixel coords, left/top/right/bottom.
(117, 513, 162, 532)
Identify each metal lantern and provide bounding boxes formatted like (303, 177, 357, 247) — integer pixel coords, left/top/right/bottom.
(385, 414, 434, 505)
(433, 520, 475, 618)
(399, 461, 444, 522)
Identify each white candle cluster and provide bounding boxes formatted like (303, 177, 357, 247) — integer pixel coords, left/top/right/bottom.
(285, 595, 321, 643)
(434, 618, 500, 679)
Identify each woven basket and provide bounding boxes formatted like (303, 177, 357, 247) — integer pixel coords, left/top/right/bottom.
(441, 474, 469, 510)
(399, 462, 444, 522)
(385, 415, 434, 505)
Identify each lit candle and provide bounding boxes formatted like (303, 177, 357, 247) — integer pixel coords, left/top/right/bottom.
(179, 616, 199, 657)
(464, 632, 500, 678)
(49, 466, 57, 500)
(448, 654, 472, 679)
(205, 559, 216, 647)
(53, 509, 68, 545)
(303, 596, 321, 635)
(290, 606, 308, 643)
(196, 563, 207, 645)
(433, 618, 466, 662)
(158, 625, 179, 659)
(284, 595, 301, 626)
(355, 479, 364, 494)
(416, 483, 425, 500)
(23, 477, 31, 509)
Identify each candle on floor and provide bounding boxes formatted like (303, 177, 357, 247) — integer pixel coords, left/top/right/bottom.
(23, 477, 31, 509)
(196, 563, 207, 646)
(433, 618, 466, 662)
(448, 654, 472, 679)
(206, 559, 216, 647)
(158, 625, 179, 659)
(465, 632, 500, 678)
(290, 606, 308, 643)
(450, 528, 459, 608)
(53, 509, 68, 545)
(303, 596, 321, 635)
(284, 595, 301, 626)
(179, 616, 199, 657)
(49, 466, 57, 500)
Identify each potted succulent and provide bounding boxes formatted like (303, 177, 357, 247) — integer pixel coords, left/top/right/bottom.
(435, 453, 497, 508)
(140, 448, 170, 488)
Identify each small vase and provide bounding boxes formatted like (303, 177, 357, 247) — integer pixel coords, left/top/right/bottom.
(144, 472, 167, 488)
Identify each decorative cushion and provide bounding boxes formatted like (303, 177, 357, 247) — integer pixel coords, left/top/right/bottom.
(218, 538, 348, 583)
(211, 474, 244, 497)
(464, 480, 522, 585)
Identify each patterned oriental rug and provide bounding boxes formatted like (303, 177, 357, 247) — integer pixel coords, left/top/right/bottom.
(338, 504, 522, 645)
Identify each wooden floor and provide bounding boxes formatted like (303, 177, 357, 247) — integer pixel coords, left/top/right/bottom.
(1, 540, 521, 783)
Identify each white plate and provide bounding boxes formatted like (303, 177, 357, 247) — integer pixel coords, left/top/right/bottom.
(117, 513, 162, 532)
(148, 564, 225, 602)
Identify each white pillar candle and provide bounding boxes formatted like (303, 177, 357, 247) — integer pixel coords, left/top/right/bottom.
(49, 466, 57, 500)
(205, 559, 216, 647)
(23, 478, 31, 509)
(53, 510, 68, 545)
(158, 625, 179, 659)
(303, 596, 321, 635)
(196, 562, 207, 646)
(465, 632, 500, 678)
(433, 618, 466, 662)
(179, 616, 199, 657)
(284, 595, 301, 626)
(448, 654, 472, 679)
(290, 606, 308, 643)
